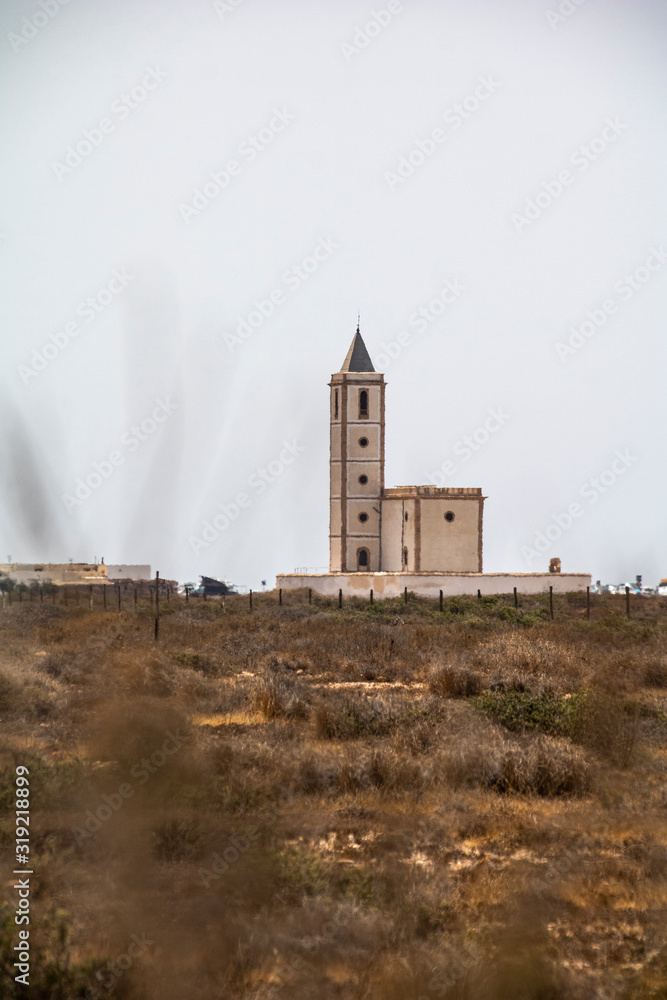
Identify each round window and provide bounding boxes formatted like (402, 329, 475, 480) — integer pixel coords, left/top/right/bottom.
(358, 474, 368, 484)
(359, 437, 369, 448)
(444, 511, 455, 522)
(359, 512, 369, 523)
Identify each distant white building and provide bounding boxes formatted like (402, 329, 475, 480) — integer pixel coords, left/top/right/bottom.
(0, 563, 108, 585)
(0, 562, 152, 585)
(107, 565, 152, 581)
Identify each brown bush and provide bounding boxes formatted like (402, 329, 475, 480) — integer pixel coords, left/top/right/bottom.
(253, 676, 309, 720)
(429, 664, 482, 698)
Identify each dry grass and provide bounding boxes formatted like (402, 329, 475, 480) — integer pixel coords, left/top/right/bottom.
(0, 590, 666, 998)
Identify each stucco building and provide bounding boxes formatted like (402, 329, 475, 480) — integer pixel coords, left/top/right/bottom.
(278, 328, 590, 598)
(329, 327, 483, 575)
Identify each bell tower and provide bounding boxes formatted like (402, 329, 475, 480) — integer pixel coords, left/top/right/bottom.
(329, 325, 385, 572)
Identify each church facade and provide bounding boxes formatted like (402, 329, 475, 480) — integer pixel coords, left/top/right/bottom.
(329, 328, 484, 575)
(277, 328, 590, 598)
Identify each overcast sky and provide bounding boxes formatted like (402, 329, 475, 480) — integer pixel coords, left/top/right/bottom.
(1, 0, 666, 590)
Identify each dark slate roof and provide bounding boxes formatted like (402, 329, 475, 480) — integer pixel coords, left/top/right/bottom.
(340, 327, 376, 373)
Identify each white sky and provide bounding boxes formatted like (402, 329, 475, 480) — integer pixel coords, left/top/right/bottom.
(1, 0, 666, 590)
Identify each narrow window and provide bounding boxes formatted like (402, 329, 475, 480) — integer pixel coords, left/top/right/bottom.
(334, 389, 339, 419)
(357, 548, 369, 569)
(403, 547, 409, 567)
(359, 389, 368, 418)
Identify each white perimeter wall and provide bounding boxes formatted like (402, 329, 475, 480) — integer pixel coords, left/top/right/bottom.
(276, 572, 591, 598)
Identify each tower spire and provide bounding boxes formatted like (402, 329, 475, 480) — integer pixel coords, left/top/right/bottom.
(340, 320, 375, 373)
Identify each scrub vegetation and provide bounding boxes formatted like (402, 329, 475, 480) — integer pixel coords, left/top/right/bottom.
(0, 587, 666, 998)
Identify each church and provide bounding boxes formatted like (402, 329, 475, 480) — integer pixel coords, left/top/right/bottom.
(277, 328, 590, 599)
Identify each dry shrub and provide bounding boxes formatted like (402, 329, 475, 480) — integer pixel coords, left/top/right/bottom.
(466, 631, 583, 692)
(367, 750, 422, 792)
(253, 676, 309, 720)
(571, 692, 643, 767)
(429, 664, 482, 698)
(445, 735, 593, 797)
(313, 692, 400, 740)
(152, 817, 202, 861)
(643, 658, 667, 688)
(0, 669, 25, 713)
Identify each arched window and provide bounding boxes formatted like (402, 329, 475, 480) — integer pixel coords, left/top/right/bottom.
(357, 547, 369, 569)
(403, 547, 409, 567)
(359, 390, 368, 418)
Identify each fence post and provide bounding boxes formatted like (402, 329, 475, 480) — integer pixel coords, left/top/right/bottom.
(279, 588, 282, 607)
(338, 588, 342, 609)
(308, 588, 312, 605)
(249, 589, 253, 611)
(370, 589, 373, 605)
(586, 586, 590, 620)
(154, 571, 160, 640)
(477, 589, 481, 600)
(404, 586, 408, 605)
(203, 586, 207, 601)
(549, 586, 554, 620)
(185, 586, 189, 604)
(625, 586, 630, 618)
(514, 586, 518, 608)
(439, 590, 443, 612)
